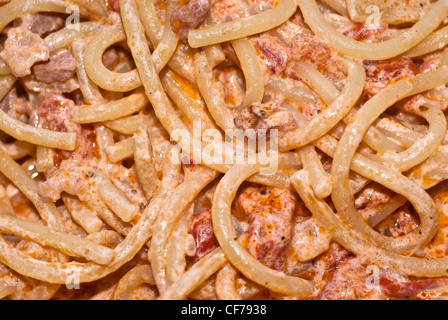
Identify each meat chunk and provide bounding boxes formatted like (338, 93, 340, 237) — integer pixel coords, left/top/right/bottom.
(0, 26, 49, 77)
(26, 13, 65, 37)
(170, 0, 210, 43)
(210, 0, 249, 24)
(252, 35, 291, 75)
(354, 182, 395, 220)
(290, 33, 346, 83)
(213, 65, 245, 107)
(363, 57, 417, 101)
(291, 33, 332, 66)
(316, 256, 381, 299)
(188, 210, 219, 263)
(37, 92, 94, 160)
(380, 274, 447, 299)
(234, 184, 297, 271)
(0, 87, 32, 123)
(33, 49, 77, 83)
(342, 23, 388, 42)
(234, 99, 297, 133)
(102, 46, 119, 71)
(106, 0, 120, 12)
(401, 94, 448, 113)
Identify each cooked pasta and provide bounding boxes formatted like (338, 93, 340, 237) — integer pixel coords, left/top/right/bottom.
(0, 0, 448, 301)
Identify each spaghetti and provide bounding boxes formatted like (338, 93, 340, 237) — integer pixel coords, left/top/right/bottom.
(0, 0, 447, 300)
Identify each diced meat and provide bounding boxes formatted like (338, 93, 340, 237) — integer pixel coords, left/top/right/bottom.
(234, 99, 297, 133)
(0, 87, 32, 123)
(213, 65, 245, 106)
(401, 94, 448, 113)
(33, 49, 77, 83)
(287, 216, 331, 267)
(418, 53, 443, 73)
(210, 0, 249, 24)
(421, 183, 448, 259)
(247, 0, 275, 12)
(316, 256, 382, 300)
(26, 13, 65, 37)
(234, 184, 297, 271)
(363, 57, 417, 101)
(0, 26, 49, 77)
(380, 274, 447, 299)
(342, 23, 388, 42)
(188, 210, 219, 263)
(170, 0, 210, 43)
(376, 204, 419, 237)
(37, 92, 94, 160)
(106, 0, 120, 12)
(289, 33, 346, 83)
(102, 46, 119, 71)
(291, 33, 332, 66)
(252, 35, 291, 75)
(354, 182, 395, 220)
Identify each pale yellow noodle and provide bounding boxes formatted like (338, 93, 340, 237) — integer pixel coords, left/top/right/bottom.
(113, 264, 155, 300)
(231, 38, 264, 108)
(0, 148, 183, 284)
(71, 89, 149, 123)
(331, 71, 448, 253)
(215, 263, 242, 300)
(211, 163, 315, 297)
(406, 25, 448, 58)
(279, 58, 365, 150)
(150, 167, 219, 294)
(188, 0, 298, 48)
(159, 247, 228, 300)
(105, 137, 135, 163)
(298, 145, 332, 199)
(0, 109, 76, 150)
(0, 215, 115, 265)
(165, 205, 194, 286)
(297, 0, 448, 60)
(72, 40, 105, 105)
(133, 124, 160, 199)
(62, 195, 103, 234)
(193, 50, 236, 130)
(94, 170, 141, 223)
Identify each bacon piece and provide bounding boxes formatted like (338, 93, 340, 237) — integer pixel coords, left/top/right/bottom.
(102, 46, 119, 71)
(252, 35, 291, 75)
(316, 256, 377, 300)
(106, 0, 120, 12)
(342, 23, 388, 42)
(234, 184, 296, 271)
(170, 0, 210, 43)
(213, 65, 245, 107)
(290, 33, 345, 82)
(380, 275, 447, 299)
(27, 13, 65, 37)
(290, 33, 332, 65)
(234, 99, 297, 133)
(0, 87, 32, 123)
(401, 94, 448, 113)
(188, 210, 219, 263)
(210, 0, 249, 24)
(363, 57, 417, 101)
(33, 49, 77, 83)
(38, 92, 94, 160)
(354, 182, 395, 219)
(0, 26, 49, 77)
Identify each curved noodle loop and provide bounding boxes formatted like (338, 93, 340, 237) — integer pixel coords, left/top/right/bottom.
(1, 0, 448, 301)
